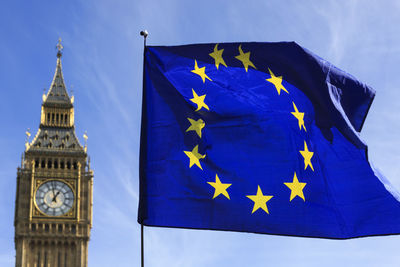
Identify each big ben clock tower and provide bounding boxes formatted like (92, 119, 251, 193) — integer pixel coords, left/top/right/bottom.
(14, 40, 93, 267)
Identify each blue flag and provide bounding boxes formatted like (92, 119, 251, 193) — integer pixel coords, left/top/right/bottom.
(138, 42, 400, 239)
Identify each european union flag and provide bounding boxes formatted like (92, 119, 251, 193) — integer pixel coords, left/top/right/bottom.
(138, 42, 400, 239)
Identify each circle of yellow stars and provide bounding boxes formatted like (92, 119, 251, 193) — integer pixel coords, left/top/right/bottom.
(183, 43, 315, 215)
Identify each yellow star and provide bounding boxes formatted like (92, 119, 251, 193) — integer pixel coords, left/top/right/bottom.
(291, 102, 306, 131)
(209, 44, 227, 70)
(235, 45, 256, 72)
(284, 172, 307, 201)
(190, 89, 209, 111)
(266, 68, 289, 95)
(246, 185, 273, 214)
(300, 141, 314, 171)
(186, 118, 205, 138)
(207, 174, 231, 200)
(183, 145, 206, 170)
(191, 60, 212, 83)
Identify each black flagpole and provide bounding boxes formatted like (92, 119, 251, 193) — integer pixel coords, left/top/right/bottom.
(141, 223, 144, 267)
(139, 29, 148, 267)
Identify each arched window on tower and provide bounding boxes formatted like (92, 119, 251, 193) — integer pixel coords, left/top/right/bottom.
(60, 114, 64, 125)
(51, 113, 55, 124)
(41, 160, 45, 168)
(54, 160, 58, 169)
(47, 113, 50, 124)
(56, 114, 59, 124)
(47, 160, 52, 169)
(65, 114, 68, 125)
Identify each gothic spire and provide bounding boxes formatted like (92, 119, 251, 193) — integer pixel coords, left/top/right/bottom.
(26, 39, 84, 153)
(42, 38, 73, 108)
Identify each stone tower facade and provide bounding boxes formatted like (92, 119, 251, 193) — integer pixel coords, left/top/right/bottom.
(14, 42, 93, 267)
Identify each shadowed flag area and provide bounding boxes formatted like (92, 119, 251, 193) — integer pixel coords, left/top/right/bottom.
(138, 42, 400, 239)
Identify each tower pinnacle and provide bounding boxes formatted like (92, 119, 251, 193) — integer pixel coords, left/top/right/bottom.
(43, 41, 72, 107)
(56, 38, 63, 58)
(27, 43, 84, 153)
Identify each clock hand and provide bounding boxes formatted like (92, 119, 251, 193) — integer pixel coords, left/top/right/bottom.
(52, 191, 61, 203)
(51, 181, 56, 197)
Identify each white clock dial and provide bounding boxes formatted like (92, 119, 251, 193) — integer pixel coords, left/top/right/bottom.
(35, 180, 74, 216)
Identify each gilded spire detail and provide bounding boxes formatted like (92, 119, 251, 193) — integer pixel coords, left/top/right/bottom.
(27, 39, 84, 153)
(56, 38, 63, 58)
(43, 39, 72, 107)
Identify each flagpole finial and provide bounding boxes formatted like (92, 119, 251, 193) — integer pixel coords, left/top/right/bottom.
(140, 30, 148, 38)
(140, 30, 148, 48)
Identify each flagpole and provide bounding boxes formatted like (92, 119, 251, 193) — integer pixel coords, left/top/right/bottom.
(139, 29, 148, 267)
(141, 223, 144, 267)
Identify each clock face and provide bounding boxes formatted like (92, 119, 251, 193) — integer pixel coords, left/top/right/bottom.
(35, 180, 74, 216)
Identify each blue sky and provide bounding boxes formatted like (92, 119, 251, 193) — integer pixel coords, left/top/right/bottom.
(1, 0, 400, 266)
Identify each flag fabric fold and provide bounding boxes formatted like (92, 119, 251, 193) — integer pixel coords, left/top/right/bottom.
(138, 42, 400, 239)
